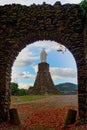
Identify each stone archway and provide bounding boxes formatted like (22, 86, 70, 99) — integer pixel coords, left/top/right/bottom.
(0, 2, 87, 122)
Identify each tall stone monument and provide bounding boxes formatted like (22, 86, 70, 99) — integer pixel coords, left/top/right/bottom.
(28, 49, 60, 95)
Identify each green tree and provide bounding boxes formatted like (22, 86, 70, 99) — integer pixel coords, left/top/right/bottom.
(10, 82, 19, 95)
(18, 89, 27, 96)
(79, 0, 87, 18)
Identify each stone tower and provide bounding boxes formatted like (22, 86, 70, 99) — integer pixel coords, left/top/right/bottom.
(29, 62, 60, 94)
(28, 49, 60, 95)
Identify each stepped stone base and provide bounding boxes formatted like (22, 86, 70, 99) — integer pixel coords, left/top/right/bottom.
(28, 62, 60, 95)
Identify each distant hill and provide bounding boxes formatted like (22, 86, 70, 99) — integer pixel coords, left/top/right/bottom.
(56, 82, 78, 95)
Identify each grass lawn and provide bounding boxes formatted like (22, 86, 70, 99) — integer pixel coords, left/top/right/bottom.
(11, 94, 51, 103)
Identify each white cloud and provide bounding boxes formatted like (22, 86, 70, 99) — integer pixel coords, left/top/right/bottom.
(33, 65, 77, 83)
(11, 70, 35, 83)
(0, 0, 81, 5)
(18, 83, 33, 89)
(60, 0, 81, 4)
(12, 64, 77, 89)
(18, 71, 35, 79)
(11, 39, 77, 87)
(29, 40, 65, 53)
(12, 41, 61, 84)
(33, 65, 38, 73)
(13, 46, 39, 68)
(50, 67, 77, 80)
(12, 40, 67, 71)
(11, 68, 36, 89)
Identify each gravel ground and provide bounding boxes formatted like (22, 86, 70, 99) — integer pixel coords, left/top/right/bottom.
(0, 95, 78, 130)
(29, 95, 78, 108)
(12, 95, 78, 109)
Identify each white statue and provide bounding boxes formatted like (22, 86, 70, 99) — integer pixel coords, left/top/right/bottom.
(40, 49, 47, 63)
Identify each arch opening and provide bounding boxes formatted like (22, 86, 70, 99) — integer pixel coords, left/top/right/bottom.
(10, 40, 78, 128)
(11, 40, 78, 91)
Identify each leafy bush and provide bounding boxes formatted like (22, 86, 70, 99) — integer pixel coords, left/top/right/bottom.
(10, 82, 19, 95)
(18, 89, 27, 96)
(10, 82, 27, 96)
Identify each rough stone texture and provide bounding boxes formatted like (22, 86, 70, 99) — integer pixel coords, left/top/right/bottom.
(0, 89, 10, 122)
(0, 2, 87, 122)
(28, 62, 60, 95)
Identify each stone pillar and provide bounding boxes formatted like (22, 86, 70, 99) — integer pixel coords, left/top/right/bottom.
(78, 61, 87, 122)
(84, 19, 87, 64)
(78, 20, 87, 122)
(0, 64, 11, 122)
(28, 62, 60, 95)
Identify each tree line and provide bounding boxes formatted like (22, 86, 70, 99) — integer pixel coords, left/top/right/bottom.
(10, 82, 28, 96)
(79, 0, 87, 18)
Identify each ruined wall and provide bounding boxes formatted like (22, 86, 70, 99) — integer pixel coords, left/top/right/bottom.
(0, 2, 87, 122)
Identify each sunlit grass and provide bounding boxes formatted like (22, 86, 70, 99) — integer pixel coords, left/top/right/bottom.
(11, 94, 52, 103)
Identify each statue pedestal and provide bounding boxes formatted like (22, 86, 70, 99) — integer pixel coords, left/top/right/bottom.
(28, 62, 60, 95)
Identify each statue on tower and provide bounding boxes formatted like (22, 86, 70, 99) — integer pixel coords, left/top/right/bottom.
(28, 48, 61, 95)
(40, 49, 47, 63)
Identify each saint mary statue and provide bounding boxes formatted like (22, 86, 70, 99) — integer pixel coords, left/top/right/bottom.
(40, 49, 47, 63)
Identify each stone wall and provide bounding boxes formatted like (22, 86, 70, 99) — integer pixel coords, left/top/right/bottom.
(0, 2, 87, 122)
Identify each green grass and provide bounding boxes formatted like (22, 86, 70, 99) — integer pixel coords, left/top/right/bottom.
(11, 94, 51, 103)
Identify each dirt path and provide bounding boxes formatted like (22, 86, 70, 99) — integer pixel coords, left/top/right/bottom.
(30, 95, 78, 108)
(14, 95, 78, 129)
(11, 95, 78, 124)
(12, 95, 78, 108)
(0, 95, 78, 130)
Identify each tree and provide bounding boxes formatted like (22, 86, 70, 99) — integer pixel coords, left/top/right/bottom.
(79, 0, 87, 18)
(10, 82, 19, 95)
(18, 89, 27, 96)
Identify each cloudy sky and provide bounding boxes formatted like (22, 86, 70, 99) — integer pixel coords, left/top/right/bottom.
(0, 0, 81, 5)
(0, 0, 81, 89)
(12, 41, 77, 89)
